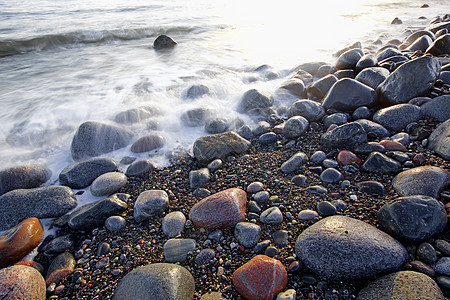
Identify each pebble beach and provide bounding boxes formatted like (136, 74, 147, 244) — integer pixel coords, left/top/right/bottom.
(1, 10, 450, 300)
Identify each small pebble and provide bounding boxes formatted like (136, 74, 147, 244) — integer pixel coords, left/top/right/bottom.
(247, 182, 264, 193)
(265, 246, 278, 258)
(105, 216, 126, 231)
(317, 201, 337, 216)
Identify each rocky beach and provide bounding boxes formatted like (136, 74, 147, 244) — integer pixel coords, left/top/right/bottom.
(1, 11, 450, 300)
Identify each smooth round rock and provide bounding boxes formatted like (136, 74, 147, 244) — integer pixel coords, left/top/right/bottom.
(134, 190, 169, 222)
(291, 175, 307, 187)
(46, 252, 76, 285)
(189, 168, 210, 189)
(90, 172, 127, 197)
(195, 248, 215, 267)
(281, 152, 308, 173)
(0, 165, 51, 196)
(308, 74, 338, 99)
(59, 158, 118, 189)
(317, 201, 337, 216)
(247, 182, 264, 193)
(283, 116, 309, 139)
(181, 107, 216, 127)
(259, 132, 277, 145)
(163, 239, 196, 262)
(287, 100, 325, 122)
(355, 119, 390, 138)
(185, 84, 209, 100)
(298, 210, 319, 221)
(310, 150, 327, 165)
(260, 207, 283, 224)
(306, 185, 328, 195)
(234, 222, 261, 248)
(337, 150, 361, 166)
(322, 78, 378, 111)
(162, 211, 186, 238)
(373, 104, 423, 133)
(131, 134, 166, 153)
(320, 122, 367, 150)
(428, 119, 450, 160)
(361, 152, 402, 175)
(193, 131, 251, 163)
(153, 35, 177, 50)
(253, 191, 270, 205)
(105, 216, 126, 231)
(335, 48, 364, 70)
(0, 265, 46, 300)
(237, 89, 273, 114)
(320, 168, 343, 184)
(323, 113, 347, 129)
(392, 166, 450, 198)
(417, 242, 437, 264)
(125, 159, 156, 177)
(205, 118, 229, 134)
(356, 181, 386, 195)
(421, 95, 450, 122)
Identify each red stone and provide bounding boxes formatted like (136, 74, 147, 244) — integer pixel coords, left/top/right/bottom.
(232, 255, 287, 300)
(14, 261, 44, 274)
(337, 150, 361, 166)
(379, 140, 407, 152)
(189, 188, 247, 229)
(0, 217, 44, 268)
(413, 153, 426, 165)
(445, 202, 450, 214)
(0, 265, 46, 299)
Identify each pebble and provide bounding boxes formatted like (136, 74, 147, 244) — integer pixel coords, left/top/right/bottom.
(435, 240, 450, 257)
(253, 191, 270, 204)
(134, 190, 169, 222)
(437, 276, 450, 290)
(163, 238, 197, 262)
(195, 249, 216, 266)
(306, 185, 328, 195)
(317, 201, 337, 216)
(298, 209, 319, 221)
(310, 151, 327, 165)
(189, 168, 210, 189)
(260, 207, 283, 224)
(417, 242, 438, 264)
(322, 159, 338, 168)
(356, 180, 386, 195)
(331, 199, 347, 212)
(162, 211, 186, 238)
(320, 168, 343, 184)
(291, 175, 307, 187)
(207, 159, 222, 171)
(273, 230, 289, 247)
(281, 152, 308, 173)
(248, 201, 262, 213)
(125, 159, 156, 177)
(254, 240, 271, 254)
(46, 252, 76, 285)
(265, 246, 278, 257)
(288, 261, 302, 274)
(90, 172, 127, 197)
(193, 188, 211, 198)
(431, 257, 450, 276)
(409, 260, 436, 277)
(234, 222, 261, 248)
(105, 216, 126, 231)
(337, 150, 361, 166)
(247, 182, 264, 193)
(277, 289, 296, 300)
(259, 132, 278, 145)
(380, 140, 407, 152)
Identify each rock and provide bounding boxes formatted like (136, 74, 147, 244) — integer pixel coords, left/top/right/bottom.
(377, 195, 447, 242)
(273, 230, 289, 248)
(281, 152, 308, 173)
(417, 242, 437, 264)
(317, 201, 337, 216)
(389, 132, 410, 145)
(185, 84, 209, 100)
(428, 119, 450, 160)
(361, 152, 402, 175)
(295, 216, 408, 280)
(105, 216, 126, 231)
(427, 21, 450, 34)
(316, 64, 336, 78)
(131, 134, 165, 153)
(403, 30, 435, 47)
(46, 252, 75, 285)
(113, 263, 194, 300)
(355, 142, 386, 154)
(421, 95, 450, 122)
(410, 260, 436, 277)
(205, 118, 229, 134)
(59, 158, 118, 189)
(162, 211, 186, 238)
(193, 131, 251, 163)
(200, 292, 226, 300)
(310, 150, 327, 165)
(232, 255, 287, 300)
(437, 276, 450, 290)
(279, 78, 306, 98)
(259, 132, 277, 145)
(153, 34, 177, 50)
(0, 186, 77, 231)
(432, 257, 450, 276)
(294, 61, 329, 76)
(307, 74, 338, 99)
(234, 222, 261, 248)
(373, 104, 422, 133)
(134, 190, 169, 223)
(253, 121, 271, 136)
(0, 166, 51, 196)
(320, 122, 367, 150)
(337, 150, 361, 166)
(237, 89, 273, 114)
(189, 188, 247, 229)
(392, 166, 450, 198)
(321, 78, 377, 112)
(0, 265, 46, 299)
(276, 289, 296, 300)
(283, 116, 309, 139)
(358, 271, 444, 300)
(253, 191, 270, 205)
(181, 107, 216, 127)
(113, 107, 153, 124)
(71, 121, 135, 160)
(306, 185, 328, 195)
(287, 100, 325, 122)
(323, 113, 347, 129)
(43, 234, 76, 254)
(189, 168, 210, 189)
(406, 35, 433, 52)
(320, 168, 343, 184)
(335, 48, 364, 70)
(355, 119, 390, 138)
(195, 249, 215, 266)
(0, 218, 43, 268)
(379, 140, 407, 152)
(260, 207, 283, 224)
(355, 67, 390, 90)
(90, 172, 127, 197)
(293, 69, 314, 86)
(163, 239, 196, 262)
(247, 182, 264, 193)
(426, 34, 450, 56)
(68, 194, 128, 230)
(356, 181, 386, 195)
(355, 54, 378, 73)
(435, 240, 450, 257)
(298, 210, 319, 221)
(377, 56, 440, 106)
(377, 47, 403, 62)
(125, 159, 156, 177)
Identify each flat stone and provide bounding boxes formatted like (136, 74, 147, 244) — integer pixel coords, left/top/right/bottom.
(232, 255, 287, 300)
(291, 175, 307, 187)
(281, 152, 308, 173)
(0, 186, 77, 231)
(435, 239, 450, 256)
(428, 119, 450, 160)
(247, 182, 264, 193)
(356, 181, 386, 195)
(0, 217, 43, 268)
(189, 188, 247, 229)
(193, 131, 251, 163)
(392, 166, 450, 198)
(237, 89, 273, 114)
(260, 207, 283, 224)
(0, 166, 51, 196)
(373, 104, 422, 133)
(134, 190, 169, 222)
(287, 100, 325, 122)
(59, 158, 118, 189)
(164, 239, 196, 262)
(320, 122, 367, 150)
(259, 132, 277, 145)
(234, 222, 261, 248)
(410, 260, 436, 277)
(195, 249, 215, 266)
(296, 216, 408, 280)
(90, 172, 127, 197)
(358, 271, 444, 300)
(298, 210, 319, 221)
(322, 78, 378, 111)
(283, 116, 309, 139)
(162, 211, 186, 238)
(253, 191, 270, 205)
(131, 134, 165, 153)
(125, 159, 156, 177)
(354, 142, 386, 154)
(361, 151, 402, 175)
(46, 252, 75, 285)
(0, 265, 46, 299)
(113, 263, 194, 300)
(377, 195, 447, 243)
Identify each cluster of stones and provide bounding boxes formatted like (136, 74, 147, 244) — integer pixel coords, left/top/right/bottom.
(0, 16, 450, 300)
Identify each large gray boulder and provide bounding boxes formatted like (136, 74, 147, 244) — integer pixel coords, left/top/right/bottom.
(421, 95, 450, 122)
(287, 99, 325, 122)
(428, 119, 450, 160)
(372, 104, 422, 133)
(0, 166, 51, 196)
(0, 186, 77, 230)
(59, 158, 118, 189)
(392, 166, 450, 198)
(295, 216, 408, 280)
(113, 263, 195, 300)
(377, 56, 440, 106)
(237, 89, 273, 114)
(355, 67, 390, 90)
(320, 122, 367, 150)
(193, 131, 251, 163)
(71, 121, 135, 161)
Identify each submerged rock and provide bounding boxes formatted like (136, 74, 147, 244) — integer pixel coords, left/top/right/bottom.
(237, 89, 273, 114)
(153, 34, 177, 50)
(59, 158, 118, 189)
(287, 99, 325, 122)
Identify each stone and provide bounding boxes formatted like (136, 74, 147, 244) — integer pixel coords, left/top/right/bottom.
(125, 159, 156, 177)
(189, 168, 210, 189)
(253, 191, 270, 204)
(294, 61, 328, 76)
(428, 119, 450, 160)
(421, 95, 450, 122)
(403, 30, 435, 47)
(392, 166, 450, 198)
(134, 190, 169, 222)
(332, 199, 347, 212)
(323, 113, 347, 129)
(43, 234, 76, 254)
(237, 125, 253, 140)
(435, 239, 450, 257)
(287, 100, 325, 122)
(46, 252, 75, 285)
(377, 47, 403, 62)
(406, 35, 433, 52)
(59, 158, 118, 189)
(273, 230, 289, 248)
(321, 78, 377, 111)
(234, 222, 261, 248)
(181, 107, 216, 127)
(0, 186, 77, 231)
(193, 131, 251, 163)
(373, 104, 422, 133)
(316, 64, 336, 78)
(298, 210, 319, 221)
(335, 48, 364, 70)
(200, 292, 226, 300)
(68, 194, 128, 230)
(320, 168, 343, 184)
(279, 78, 306, 98)
(153, 34, 177, 50)
(389, 132, 410, 145)
(259, 132, 277, 145)
(377, 56, 440, 106)
(431, 257, 450, 276)
(254, 240, 271, 254)
(307, 74, 338, 99)
(105, 216, 126, 231)
(417, 242, 437, 264)
(317, 201, 337, 216)
(437, 276, 450, 290)
(164, 239, 196, 262)
(0, 217, 43, 268)
(113, 263, 194, 300)
(426, 34, 450, 56)
(276, 289, 296, 300)
(260, 207, 283, 224)
(379, 140, 407, 152)
(205, 117, 229, 134)
(355, 119, 390, 138)
(71, 121, 135, 160)
(189, 188, 247, 229)
(410, 260, 435, 277)
(377, 195, 447, 243)
(295, 216, 408, 280)
(355, 54, 378, 73)
(337, 150, 361, 166)
(355, 67, 390, 90)
(0, 265, 46, 300)
(306, 185, 328, 195)
(185, 84, 209, 99)
(131, 134, 165, 153)
(90, 172, 127, 197)
(354, 142, 386, 154)
(162, 211, 186, 238)
(358, 271, 444, 300)
(247, 182, 264, 193)
(0, 166, 51, 196)
(361, 152, 402, 175)
(232, 255, 287, 300)
(320, 122, 367, 150)
(113, 107, 154, 124)
(195, 249, 215, 266)
(237, 89, 273, 114)
(310, 150, 327, 165)
(356, 181, 386, 195)
(283, 116, 309, 139)
(280, 152, 308, 174)
(291, 175, 307, 187)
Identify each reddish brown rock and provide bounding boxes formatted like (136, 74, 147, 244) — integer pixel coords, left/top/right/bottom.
(46, 252, 76, 285)
(0, 265, 46, 299)
(0, 217, 44, 268)
(380, 140, 407, 152)
(413, 153, 426, 165)
(189, 188, 247, 229)
(232, 255, 287, 300)
(337, 150, 361, 166)
(14, 260, 44, 274)
(409, 260, 435, 277)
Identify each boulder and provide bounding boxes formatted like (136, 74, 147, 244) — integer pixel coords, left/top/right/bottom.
(392, 166, 450, 198)
(59, 158, 118, 189)
(377, 47, 402, 62)
(335, 48, 364, 70)
(90, 172, 127, 197)
(295, 216, 408, 280)
(426, 34, 450, 56)
(307, 74, 338, 99)
(320, 122, 367, 150)
(322, 78, 377, 111)
(287, 99, 325, 122)
(153, 35, 177, 50)
(355, 67, 390, 90)
(184, 84, 210, 100)
(130, 134, 165, 153)
(428, 119, 450, 160)
(283, 116, 309, 139)
(421, 95, 450, 122)
(361, 152, 402, 175)
(237, 89, 273, 114)
(355, 54, 377, 73)
(355, 119, 390, 138)
(427, 21, 450, 34)
(134, 190, 169, 223)
(406, 35, 433, 52)
(193, 131, 251, 163)
(0, 166, 51, 196)
(372, 104, 422, 133)
(0, 265, 46, 300)
(279, 78, 306, 98)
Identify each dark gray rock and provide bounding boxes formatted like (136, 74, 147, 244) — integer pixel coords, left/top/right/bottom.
(258, 132, 277, 145)
(125, 159, 156, 177)
(287, 100, 325, 122)
(322, 78, 377, 111)
(406, 35, 433, 52)
(377, 56, 440, 106)
(162, 211, 186, 238)
(283, 116, 309, 139)
(377, 195, 447, 242)
(307, 74, 338, 99)
(181, 107, 216, 127)
(440, 71, 450, 84)
(306, 185, 328, 195)
(113, 263, 194, 300)
(372, 104, 422, 132)
(435, 239, 450, 257)
(71, 121, 135, 161)
(417, 242, 437, 264)
(427, 21, 450, 34)
(189, 168, 210, 189)
(273, 230, 289, 248)
(355, 119, 390, 138)
(355, 67, 390, 90)
(44, 234, 76, 254)
(153, 35, 177, 50)
(195, 249, 215, 266)
(320, 168, 343, 184)
(403, 30, 435, 47)
(354, 142, 386, 154)
(356, 181, 386, 195)
(426, 34, 450, 56)
(294, 61, 329, 76)
(431, 257, 450, 276)
(310, 151, 327, 165)
(317, 201, 337, 216)
(0, 186, 77, 231)
(193, 131, 251, 163)
(59, 158, 118, 189)
(361, 152, 402, 175)
(185, 84, 209, 100)
(234, 222, 261, 248)
(428, 119, 450, 160)
(281, 152, 308, 173)
(237, 125, 253, 140)
(376, 47, 402, 62)
(293, 69, 314, 87)
(320, 122, 367, 150)
(134, 190, 169, 222)
(164, 239, 196, 262)
(205, 118, 228, 134)
(421, 95, 450, 122)
(90, 172, 127, 197)
(260, 207, 283, 224)
(323, 113, 347, 129)
(279, 78, 306, 98)
(393, 166, 450, 198)
(295, 216, 408, 280)
(237, 89, 273, 114)
(68, 194, 127, 231)
(335, 48, 364, 70)
(0, 165, 51, 196)
(355, 54, 377, 73)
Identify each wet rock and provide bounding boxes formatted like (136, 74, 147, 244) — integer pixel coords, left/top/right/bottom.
(377, 195, 447, 243)
(307, 74, 338, 99)
(0, 265, 46, 299)
(354, 142, 386, 154)
(431, 257, 450, 276)
(417, 242, 437, 264)
(355, 67, 390, 90)
(293, 69, 314, 86)
(162, 211, 186, 238)
(113, 107, 153, 124)
(234, 222, 261, 248)
(46, 252, 75, 285)
(317, 201, 337, 216)
(323, 113, 347, 129)
(189, 168, 210, 189)
(283, 116, 309, 139)
(355, 119, 390, 138)
(361, 151, 402, 175)
(373, 104, 422, 133)
(90, 172, 127, 197)
(392, 166, 450, 198)
(316, 64, 336, 78)
(59, 158, 118, 189)
(321, 78, 377, 111)
(406, 35, 433, 52)
(428, 119, 450, 160)
(131, 134, 165, 153)
(43, 234, 76, 254)
(185, 84, 210, 100)
(281, 152, 308, 173)
(0, 166, 51, 196)
(260, 207, 283, 224)
(279, 78, 306, 98)
(294, 61, 329, 76)
(335, 48, 364, 70)
(377, 47, 402, 62)
(287, 99, 325, 122)
(403, 30, 435, 47)
(134, 190, 169, 223)
(435, 240, 450, 257)
(259, 132, 277, 145)
(164, 239, 196, 262)
(125, 159, 156, 177)
(356, 181, 386, 195)
(295, 216, 408, 280)
(105, 216, 126, 231)
(153, 34, 177, 50)
(320, 122, 367, 150)
(205, 117, 229, 134)
(247, 182, 264, 193)
(410, 260, 435, 277)
(193, 131, 251, 163)
(421, 95, 450, 122)
(355, 54, 377, 73)
(426, 34, 450, 56)
(237, 89, 273, 114)
(181, 107, 216, 127)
